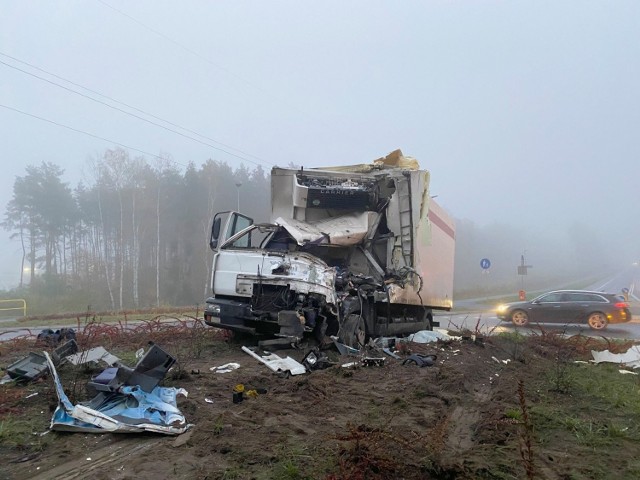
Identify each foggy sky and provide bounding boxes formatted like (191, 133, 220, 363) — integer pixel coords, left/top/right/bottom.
(1, 1, 639, 289)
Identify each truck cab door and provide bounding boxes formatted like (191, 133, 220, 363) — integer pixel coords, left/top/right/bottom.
(210, 212, 254, 296)
(210, 211, 254, 251)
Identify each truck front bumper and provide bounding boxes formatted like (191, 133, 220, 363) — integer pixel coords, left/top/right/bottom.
(204, 297, 257, 334)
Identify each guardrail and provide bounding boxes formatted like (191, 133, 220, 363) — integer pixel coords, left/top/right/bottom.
(0, 298, 26, 316)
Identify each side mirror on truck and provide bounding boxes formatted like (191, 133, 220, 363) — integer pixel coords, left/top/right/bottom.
(210, 217, 221, 250)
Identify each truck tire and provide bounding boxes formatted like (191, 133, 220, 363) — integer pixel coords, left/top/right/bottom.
(339, 314, 367, 349)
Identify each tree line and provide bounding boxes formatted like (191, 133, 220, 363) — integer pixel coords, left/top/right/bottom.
(2, 148, 271, 311)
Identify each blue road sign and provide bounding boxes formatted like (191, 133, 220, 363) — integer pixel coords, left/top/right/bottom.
(480, 258, 491, 270)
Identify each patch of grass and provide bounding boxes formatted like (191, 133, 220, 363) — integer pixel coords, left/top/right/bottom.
(0, 416, 51, 451)
(391, 396, 408, 409)
(572, 363, 640, 413)
(272, 458, 302, 480)
(268, 444, 314, 480)
(531, 361, 640, 449)
(504, 408, 522, 421)
(494, 331, 528, 362)
(219, 467, 243, 480)
(212, 414, 225, 435)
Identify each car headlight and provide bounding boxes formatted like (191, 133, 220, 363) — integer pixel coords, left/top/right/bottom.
(496, 304, 507, 314)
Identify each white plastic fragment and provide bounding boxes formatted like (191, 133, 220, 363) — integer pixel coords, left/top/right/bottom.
(241, 346, 306, 376)
(591, 345, 640, 369)
(491, 356, 510, 365)
(210, 362, 241, 373)
(407, 330, 453, 343)
(618, 370, 638, 375)
(205, 398, 214, 403)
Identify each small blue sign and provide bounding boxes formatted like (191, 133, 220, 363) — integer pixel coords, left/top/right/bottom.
(480, 258, 491, 270)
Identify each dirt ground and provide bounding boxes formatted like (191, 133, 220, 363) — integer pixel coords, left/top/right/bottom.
(1, 324, 640, 480)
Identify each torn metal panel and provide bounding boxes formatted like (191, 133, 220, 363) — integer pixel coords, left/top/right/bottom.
(127, 343, 176, 392)
(331, 336, 360, 356)
(51, 339, 78, 365)
(6, 352, 48, 381)
(241, 346, 306, 376)
(65, 347, 120, 366)
(275, 212, 379, 246)
(86, 344, 176, 396)
(44, 352, 189, 435)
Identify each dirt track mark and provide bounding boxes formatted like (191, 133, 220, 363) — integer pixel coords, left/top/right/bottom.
(446, 384, 490, 454)
(29, 437, 161, 480)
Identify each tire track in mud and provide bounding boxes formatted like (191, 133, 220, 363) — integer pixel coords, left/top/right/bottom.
(29, 438, 161, 480)
(446, 384, 490, 454)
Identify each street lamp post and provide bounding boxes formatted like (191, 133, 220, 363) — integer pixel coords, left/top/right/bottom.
(235, 182, 242, 211)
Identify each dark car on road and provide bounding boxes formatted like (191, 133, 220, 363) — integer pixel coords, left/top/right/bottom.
(496, 290, 632, 330)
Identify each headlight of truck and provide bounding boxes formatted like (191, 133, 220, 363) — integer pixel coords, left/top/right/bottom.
(207, 304, 221, 315)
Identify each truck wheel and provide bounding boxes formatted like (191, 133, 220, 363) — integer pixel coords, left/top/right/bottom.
(340, 314, 367, 349)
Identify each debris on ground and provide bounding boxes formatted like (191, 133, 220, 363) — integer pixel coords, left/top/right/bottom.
(241, 346, 306, 376)
(36, 328, 76, 346)
(44, 344, 189, 435)
(591, 345, 640, 368)
(65, 346, 121, 366)
(3, 324, 638, 479)
(51, 339, 79, 364)
(406, 329, 454, 343)
(331, 336, 360, 356)
(6, 352, 49, 381)
(362, 357, 385, 367)
(302, 348, 333, 371)
(402, 353, 437, 367)
(209, 362, 241, 373)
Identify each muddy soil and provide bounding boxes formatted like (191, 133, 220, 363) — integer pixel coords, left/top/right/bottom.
(0, 333, 636, 480)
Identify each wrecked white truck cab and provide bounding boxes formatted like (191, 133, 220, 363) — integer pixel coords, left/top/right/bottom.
(204, 150, 455, 348)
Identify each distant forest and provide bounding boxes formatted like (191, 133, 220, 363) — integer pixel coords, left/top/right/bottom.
(3, 148, 614, 313)
(2, 148, 271, 311)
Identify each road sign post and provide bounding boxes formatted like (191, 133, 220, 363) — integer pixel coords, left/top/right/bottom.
(517, 253, 533, 294)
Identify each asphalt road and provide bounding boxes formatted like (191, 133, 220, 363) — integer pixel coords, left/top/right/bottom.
(435, 310, 640, 340)
(584, 264, 640, 301)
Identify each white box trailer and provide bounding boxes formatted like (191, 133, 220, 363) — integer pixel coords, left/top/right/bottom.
(204, 150, 455, 348)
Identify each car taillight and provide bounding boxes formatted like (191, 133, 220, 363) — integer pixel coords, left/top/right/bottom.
(614, 302, 629, 309)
